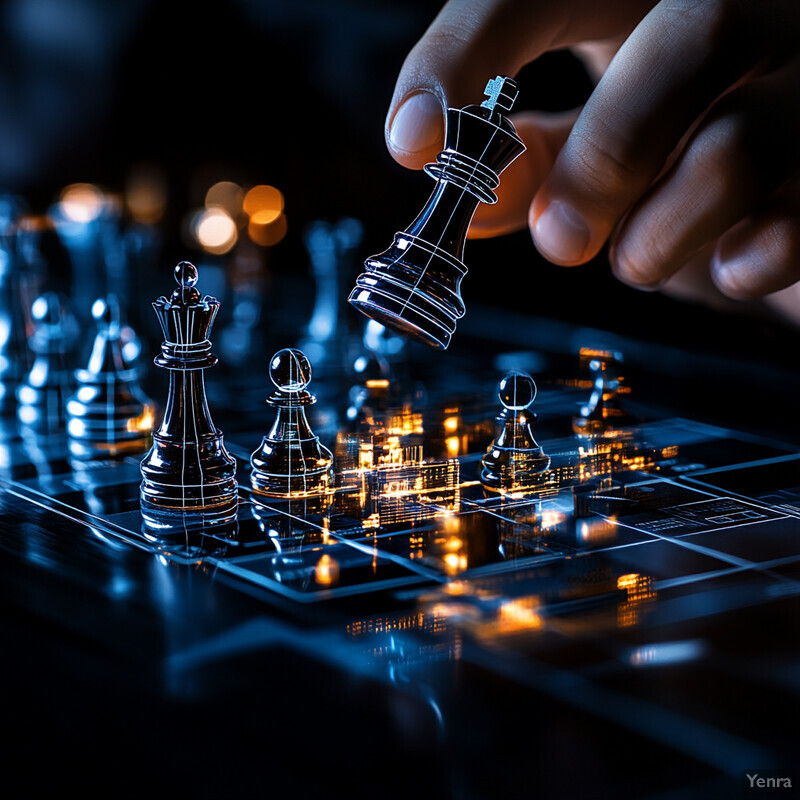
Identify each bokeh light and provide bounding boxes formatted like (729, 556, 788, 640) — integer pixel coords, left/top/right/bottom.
(59, 183, 105, 223)
(243, 184, 283, 224)
(248, 211, 287, 247)
(205, 181, 244, 219)
(193, 207, 238, 254)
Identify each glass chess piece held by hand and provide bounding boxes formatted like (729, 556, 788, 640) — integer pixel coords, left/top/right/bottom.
(349, 76, 526, 349)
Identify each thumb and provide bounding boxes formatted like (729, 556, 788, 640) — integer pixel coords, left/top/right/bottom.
(385, 0, 649, 169)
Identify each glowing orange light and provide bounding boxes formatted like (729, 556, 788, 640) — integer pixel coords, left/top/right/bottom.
(498, 597, 543, 630)
(205, 181, 244, 218)
(445, 435, 460, 457)
(617, 573, 640, 591)
(443, 416, 459, 433)
(243, 184, 284, 221)
(443, 552, 467, 575)
(315, 554, 340, 585)
(194, 207, 238, 254)
(59, 183, 105, 223)
(442, 515, 461, 534)
(365, 379, 390, 389)
(540, 510, 563, 529)
(125, 405, 155, 434)
(248, 212, 287, 247)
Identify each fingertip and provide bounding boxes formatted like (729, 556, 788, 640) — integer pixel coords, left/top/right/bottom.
(709, 247, 761, 301)
(710, 217, 800, 301)
(608, 239, 668, 291)
(529, 199, 591, 266)
(385, 91, 445, 170)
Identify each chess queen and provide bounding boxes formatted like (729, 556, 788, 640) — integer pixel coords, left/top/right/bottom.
(140, 262, 238, 530)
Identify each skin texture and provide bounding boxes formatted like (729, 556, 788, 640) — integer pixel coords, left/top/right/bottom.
(384, 0, 800, 321)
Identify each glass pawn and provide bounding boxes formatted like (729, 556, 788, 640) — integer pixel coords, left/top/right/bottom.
(250, 348, 334, 499)
(16, 292, 78, 433)
(481, 370, 551, 494)
(66, 296, 155, 463)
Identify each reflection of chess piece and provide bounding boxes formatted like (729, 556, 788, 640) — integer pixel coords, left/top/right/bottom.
(251, 494, 331, 548)
(349, 76, 526, 349)
(250, 348, 334, 498)
(17, 292, 78, 433)
(346, 346, 391, 428)
(481, 370, 550, 493)
(66, 296, 155, 463)
(140, 262, 238, 530)
(573, 349, 636, 438)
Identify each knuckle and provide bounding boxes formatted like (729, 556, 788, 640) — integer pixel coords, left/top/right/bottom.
(685, 113, 759, 199)
(565, 128, 639, 203)
(612, 239, 664, 286)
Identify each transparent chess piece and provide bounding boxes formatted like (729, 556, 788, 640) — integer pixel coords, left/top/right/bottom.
(0, 197, 33, 416)
(140, 261, 238, 530)
(481, 370, 551, 493)
(298, 217, 365, 374)
(349, 76, 526, 349)
(249, 348, 334, 498)
(16, 292, 78, 433)
(66, 295, 155, 463)
(572, 349, 636, 438)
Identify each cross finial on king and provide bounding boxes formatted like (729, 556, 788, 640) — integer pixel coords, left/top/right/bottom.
(481, 75, 519, 117)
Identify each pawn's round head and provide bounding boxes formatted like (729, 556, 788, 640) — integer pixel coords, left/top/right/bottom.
(498, 370, 536, 410)
(91, 295, 120, 332)
(31, 292, 63, 326)
(270, 348, 311, 391)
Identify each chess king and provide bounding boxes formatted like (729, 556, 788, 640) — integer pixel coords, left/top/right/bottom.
(349, 75, 526, 349)
(140, 262, 238, 530)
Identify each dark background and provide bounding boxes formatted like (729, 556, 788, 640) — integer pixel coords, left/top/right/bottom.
(1, 0, 798, 398)
(1, 6, 798, 796)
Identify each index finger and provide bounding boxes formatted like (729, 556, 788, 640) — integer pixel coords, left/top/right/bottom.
(386, 0, 654, 169)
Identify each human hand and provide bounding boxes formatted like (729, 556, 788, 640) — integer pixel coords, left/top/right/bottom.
(384, 0, 800, 312)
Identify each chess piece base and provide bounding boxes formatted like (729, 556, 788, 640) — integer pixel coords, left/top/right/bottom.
(349, 232, 467, 350)
(140, 432, 238, 528)
(480, 446, 552, 494)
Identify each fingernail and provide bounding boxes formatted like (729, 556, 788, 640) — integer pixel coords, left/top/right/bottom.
(389, 92, 444, 155)
(534, 201, 591, 264)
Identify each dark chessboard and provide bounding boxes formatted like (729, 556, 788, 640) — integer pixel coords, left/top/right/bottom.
(2, 321, 798, 799)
